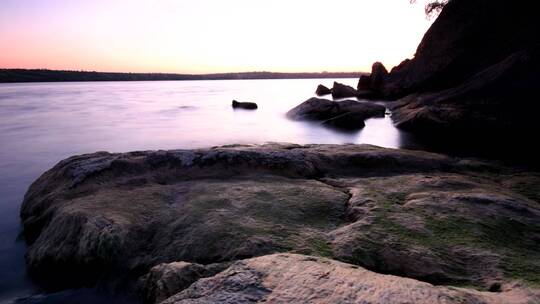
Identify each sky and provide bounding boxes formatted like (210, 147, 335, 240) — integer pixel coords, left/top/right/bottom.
(0, 0, 434, 74)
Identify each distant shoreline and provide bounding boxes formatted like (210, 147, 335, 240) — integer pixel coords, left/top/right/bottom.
(0, 69, 363, 83)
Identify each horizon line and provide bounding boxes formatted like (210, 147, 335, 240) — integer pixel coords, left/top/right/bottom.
(0, 68, 366, 83)
(0, 68, 369, 75)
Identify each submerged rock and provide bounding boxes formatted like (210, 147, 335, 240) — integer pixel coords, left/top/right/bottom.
(232, 100, 258, 110)
(315, 84, 331, 96)
(286, 97, 385, 130)
(20, 144, 540, 299)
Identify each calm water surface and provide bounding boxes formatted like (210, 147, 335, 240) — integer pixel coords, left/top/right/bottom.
(0, 79, 414, 303)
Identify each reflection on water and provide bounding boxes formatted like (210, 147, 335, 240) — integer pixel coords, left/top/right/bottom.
(0, 78, 406, 302)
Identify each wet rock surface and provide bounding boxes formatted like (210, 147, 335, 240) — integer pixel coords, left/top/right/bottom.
(20, 143, 540, 302)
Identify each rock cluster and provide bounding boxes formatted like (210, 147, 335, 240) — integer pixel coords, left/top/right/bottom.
(286, 98, 385, 130)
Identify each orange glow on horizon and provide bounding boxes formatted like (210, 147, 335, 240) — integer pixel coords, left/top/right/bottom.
(0, 0, 434, 74)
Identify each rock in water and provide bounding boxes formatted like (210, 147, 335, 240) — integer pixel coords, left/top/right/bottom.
(331, 81, 358, 99)
(20, 144, 540, 299)
(315, 84, 331, 96)
(160, 254, 540, 304)
(232, 100, 258, 110)
(286, 98, 386, 130)
(370, 61, 388, 92)
(357, 74, 371, 90)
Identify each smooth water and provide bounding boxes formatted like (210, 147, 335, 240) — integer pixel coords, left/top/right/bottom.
(0, 78, 416, 302)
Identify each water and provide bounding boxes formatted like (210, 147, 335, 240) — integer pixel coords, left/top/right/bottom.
(0, 78, 413, 302)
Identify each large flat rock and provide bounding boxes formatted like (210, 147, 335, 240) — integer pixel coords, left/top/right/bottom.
(20, 143, 540, 299)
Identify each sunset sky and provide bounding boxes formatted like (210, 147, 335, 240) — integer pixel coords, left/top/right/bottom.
(0, 0, 433, 74)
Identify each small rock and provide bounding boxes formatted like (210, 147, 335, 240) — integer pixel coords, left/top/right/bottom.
(370, 62, 389, 91)
(315, 84, 332, 96)
(232, 100, 258, 110)
(331, 82, 358, 99)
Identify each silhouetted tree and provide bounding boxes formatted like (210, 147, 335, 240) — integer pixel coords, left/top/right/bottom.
(411, 0, 449, 18)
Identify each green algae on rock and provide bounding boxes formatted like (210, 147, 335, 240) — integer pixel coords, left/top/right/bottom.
(20, 143, 540, 301)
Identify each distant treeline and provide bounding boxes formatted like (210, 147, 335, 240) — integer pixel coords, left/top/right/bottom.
(0, 69, 362, 83)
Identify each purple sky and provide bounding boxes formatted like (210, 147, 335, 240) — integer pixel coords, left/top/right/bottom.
(0, 0, 433, 73)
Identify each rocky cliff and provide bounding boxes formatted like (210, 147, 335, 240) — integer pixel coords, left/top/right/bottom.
(360, 0, 539, 141)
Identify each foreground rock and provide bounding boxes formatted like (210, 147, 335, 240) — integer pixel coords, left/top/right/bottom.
(286, 98, 385, 130)
(232, 100, 258, 110)
(20, 144, 540, 300)
(315, 84, 331, 96)
(161, 254, 540, 304)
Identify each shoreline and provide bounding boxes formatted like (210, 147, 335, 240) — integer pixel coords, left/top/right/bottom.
(0, 69, 363, 84)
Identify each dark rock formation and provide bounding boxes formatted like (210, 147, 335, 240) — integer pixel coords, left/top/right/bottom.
(315, 84, 331, 96)
(20, 144, 540, 296)
(390, 47, 540, 133)
(286, 98, 386, 130)
(356, 64, 388, 99)
(232, 100, 258, 110)
(357, 75, 371, 90)
(382, 0, 539, 98)
(160, 254, 540, 304)
(356, 0, 540, 148)
(370, 62, 388, 92)
(331, 81, 358, 99)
